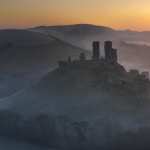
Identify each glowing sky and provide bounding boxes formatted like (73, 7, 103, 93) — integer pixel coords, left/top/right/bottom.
(1, 0, 150, 30)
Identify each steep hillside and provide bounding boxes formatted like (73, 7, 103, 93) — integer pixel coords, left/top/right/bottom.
(0, 29, 89, 72)
(32, 24, 116, 50)
(0, 29, 90, 98)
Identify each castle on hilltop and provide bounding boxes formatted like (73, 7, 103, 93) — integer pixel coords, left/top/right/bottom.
(58, 41, 118, 67)
(58, 40, 150, 80)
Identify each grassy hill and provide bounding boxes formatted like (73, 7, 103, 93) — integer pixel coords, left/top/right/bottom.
(2, 60, 149, 119)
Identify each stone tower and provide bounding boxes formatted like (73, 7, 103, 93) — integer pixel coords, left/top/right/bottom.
(104, 41, 112, 62)
(104, 41, 118, 63)
(92, 41, 100, 60)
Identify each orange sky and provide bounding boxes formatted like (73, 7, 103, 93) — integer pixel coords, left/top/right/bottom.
(1, 0, 150, 30)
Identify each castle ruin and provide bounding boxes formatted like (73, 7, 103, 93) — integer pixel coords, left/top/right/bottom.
(58, 40, 150, 80)
(58, 40, 118, 68)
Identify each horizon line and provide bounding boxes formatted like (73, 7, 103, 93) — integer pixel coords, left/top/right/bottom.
(0, 23, 150, 32)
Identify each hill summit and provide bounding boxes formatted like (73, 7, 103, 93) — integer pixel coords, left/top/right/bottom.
(40, 41, 150, 98)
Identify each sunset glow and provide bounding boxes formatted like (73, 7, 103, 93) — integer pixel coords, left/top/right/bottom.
(1, 0, 150, 30)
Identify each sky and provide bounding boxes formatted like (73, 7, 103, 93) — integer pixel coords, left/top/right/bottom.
(1, 0, 150, 30)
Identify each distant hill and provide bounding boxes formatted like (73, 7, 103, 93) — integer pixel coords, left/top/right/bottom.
(0, 29, 89, 72)
(33, 24, 115, 35)
(0, 29, 90, 98)
(31, 24, 116, 50)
